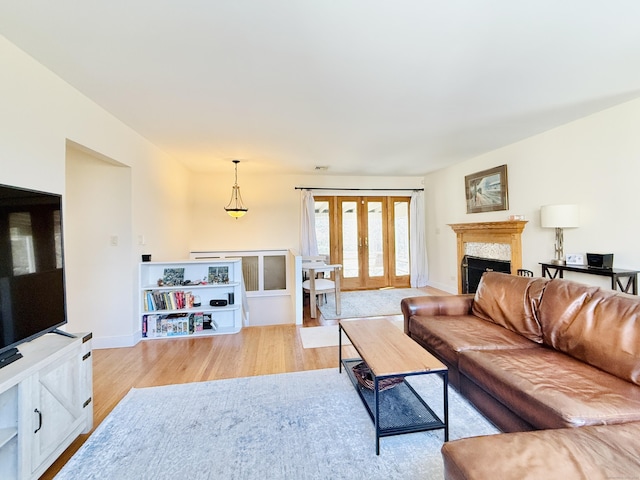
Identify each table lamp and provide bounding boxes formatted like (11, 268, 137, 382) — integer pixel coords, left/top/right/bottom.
(540, 204, 579, 265)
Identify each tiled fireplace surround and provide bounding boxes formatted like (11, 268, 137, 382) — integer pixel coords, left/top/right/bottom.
(449, 221, 528, 294)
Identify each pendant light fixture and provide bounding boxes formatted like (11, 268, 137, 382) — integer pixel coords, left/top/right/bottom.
(224, 160, 248, 218)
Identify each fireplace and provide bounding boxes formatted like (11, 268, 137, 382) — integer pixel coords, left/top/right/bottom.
(462, 255, 511, 293)
(449, 221, 528, 294)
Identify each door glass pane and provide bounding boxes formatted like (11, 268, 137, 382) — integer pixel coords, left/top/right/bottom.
(341, 201, 358, 278)
(314, 200, 330, 259)
(264, 255, 286, 290)
(241, 256, 259, 291)
(367, 201, 384, 277)
(394, 201, 410, 276)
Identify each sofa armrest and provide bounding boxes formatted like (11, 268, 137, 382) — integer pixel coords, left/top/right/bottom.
(401, 294, 475, 334)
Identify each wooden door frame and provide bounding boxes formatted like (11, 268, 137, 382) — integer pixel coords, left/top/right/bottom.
(387, 197, 411, 288)
(315, 195, 410, 290)
(359, 196, 389, 289)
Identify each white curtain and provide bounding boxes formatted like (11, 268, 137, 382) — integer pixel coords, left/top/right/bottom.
(300, 190, 319, 256)
(410, 191, 428, 287)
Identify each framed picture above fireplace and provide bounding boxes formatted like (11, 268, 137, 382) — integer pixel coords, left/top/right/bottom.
(465, 165, 509, 214)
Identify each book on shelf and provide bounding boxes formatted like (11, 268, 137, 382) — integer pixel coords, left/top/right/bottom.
(143, 290, 156, 311)
(143, 290, 195, 312)
(186, 291, 195, 308)
(157, 313, 190, 337)
(193, 312, 204, 332)
(145, 314, 231, 337)
(145, 311, 226, 338)
(143, 314, 160, 337)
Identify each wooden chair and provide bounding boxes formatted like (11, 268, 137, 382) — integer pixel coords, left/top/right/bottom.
(301, 256, 342, 319)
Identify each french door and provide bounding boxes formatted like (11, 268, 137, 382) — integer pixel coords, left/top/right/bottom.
(314, 196, 410, 290)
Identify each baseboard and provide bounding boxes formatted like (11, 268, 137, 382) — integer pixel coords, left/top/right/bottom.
(92, 332, 140, 349)
(427, 280, 457, 294)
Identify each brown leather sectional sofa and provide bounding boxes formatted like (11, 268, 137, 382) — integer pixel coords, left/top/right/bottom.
(401, 272, 640, 479)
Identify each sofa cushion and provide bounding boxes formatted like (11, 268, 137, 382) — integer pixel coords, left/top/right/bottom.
(402, 294, 474, 336)
(471, 272, 547, 343)
(442, 421, 640, 480)
(409, 315, 538, 369)
(538, 279, 640, 386)
(459, 348, 640, 429)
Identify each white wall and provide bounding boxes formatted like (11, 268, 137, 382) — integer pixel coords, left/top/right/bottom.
(0, 36, 191, 348)
(425, 97, 640, 293)
(65, 146, 134, 343)
(189, 172, 423, 252)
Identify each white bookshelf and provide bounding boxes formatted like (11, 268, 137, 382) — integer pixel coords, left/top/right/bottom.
(139, 259, 243, 338)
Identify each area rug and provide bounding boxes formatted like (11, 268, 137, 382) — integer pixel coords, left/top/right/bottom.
(299, 319, 403, 349)
(318, 288, 428, 320)
(55, 369, 499, 480)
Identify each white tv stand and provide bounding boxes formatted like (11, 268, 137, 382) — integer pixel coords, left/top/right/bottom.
(0, 332, 93, 480)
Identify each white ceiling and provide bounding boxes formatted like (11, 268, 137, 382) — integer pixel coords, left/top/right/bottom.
(2, 1, 640, 176)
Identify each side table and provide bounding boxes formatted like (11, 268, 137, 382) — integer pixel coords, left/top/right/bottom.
(540, 262, 639, 295)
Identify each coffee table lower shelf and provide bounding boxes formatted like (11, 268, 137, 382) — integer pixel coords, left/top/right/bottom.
(341, 357, 448, 453)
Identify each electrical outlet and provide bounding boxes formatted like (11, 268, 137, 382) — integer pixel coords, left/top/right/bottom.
(110, 235, 118, 246)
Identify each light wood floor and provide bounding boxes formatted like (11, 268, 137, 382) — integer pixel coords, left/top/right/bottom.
(42, 286, 444, 478)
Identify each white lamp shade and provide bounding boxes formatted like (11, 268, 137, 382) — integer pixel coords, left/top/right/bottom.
(540, 204, 580, 228)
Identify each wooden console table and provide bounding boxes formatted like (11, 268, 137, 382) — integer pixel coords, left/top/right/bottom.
(540, 262, 639, 295)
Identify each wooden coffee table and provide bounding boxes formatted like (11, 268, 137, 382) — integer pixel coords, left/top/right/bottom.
(339, 318, 449, 455)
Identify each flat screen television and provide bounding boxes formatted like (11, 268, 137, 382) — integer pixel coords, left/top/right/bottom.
(0, 183, 67, 368)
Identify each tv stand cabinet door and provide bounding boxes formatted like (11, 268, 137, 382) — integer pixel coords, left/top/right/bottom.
(20, 345, 85, 479)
